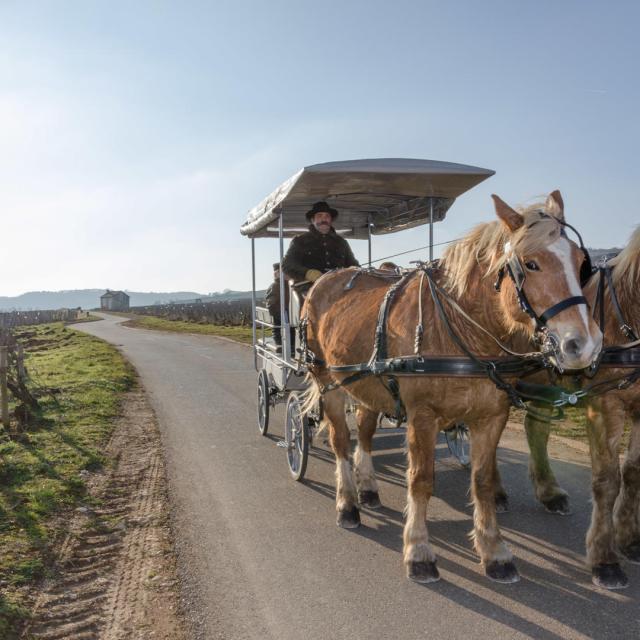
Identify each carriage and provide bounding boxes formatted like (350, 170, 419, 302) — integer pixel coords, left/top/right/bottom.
(240, 158, 495, 479)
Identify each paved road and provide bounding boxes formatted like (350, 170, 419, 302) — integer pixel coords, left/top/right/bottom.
(73, 314, 640, 640)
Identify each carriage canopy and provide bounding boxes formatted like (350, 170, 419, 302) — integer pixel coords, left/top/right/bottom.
(240, 158, 495, 239)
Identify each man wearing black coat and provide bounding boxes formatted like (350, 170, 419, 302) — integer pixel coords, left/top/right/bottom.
(281, 201, 359, 283)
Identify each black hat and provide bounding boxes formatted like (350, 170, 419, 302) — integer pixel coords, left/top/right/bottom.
(272, 262, 280, 270)
(305, 201, 339, 220)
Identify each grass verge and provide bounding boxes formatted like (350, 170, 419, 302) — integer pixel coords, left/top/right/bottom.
(122, 314, 253, 344)
(0, 323, 134, 638)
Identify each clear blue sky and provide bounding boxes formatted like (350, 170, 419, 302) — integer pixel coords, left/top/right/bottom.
(1, 1, 638, 295)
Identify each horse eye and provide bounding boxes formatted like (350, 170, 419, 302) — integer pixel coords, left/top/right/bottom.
(524, 261, 540, 271)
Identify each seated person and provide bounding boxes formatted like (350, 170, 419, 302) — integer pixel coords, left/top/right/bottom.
(265, 262, 286, 346)
(281, 201, 359, 284)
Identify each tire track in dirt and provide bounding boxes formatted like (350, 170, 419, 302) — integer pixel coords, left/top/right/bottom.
(25, 387, 187, 640)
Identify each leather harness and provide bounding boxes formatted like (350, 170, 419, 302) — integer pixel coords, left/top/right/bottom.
(300, 252, 640, 421)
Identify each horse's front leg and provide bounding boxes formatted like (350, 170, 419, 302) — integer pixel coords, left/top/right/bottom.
(614, 406, 640, 563)
(585, 397, 627, 589)
(525, 404, 571, 514)
(323, 389, 360, 529)
(471, 413, 519, 583)
(403, 410, 440, 583)
(354, 406, 382, 508)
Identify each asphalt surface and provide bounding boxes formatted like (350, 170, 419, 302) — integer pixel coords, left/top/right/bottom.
(73, 314, 640, 640)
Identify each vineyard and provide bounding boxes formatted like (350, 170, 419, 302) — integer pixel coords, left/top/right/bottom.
(0, 308, 88, 329)
(129, 299, 257, 326)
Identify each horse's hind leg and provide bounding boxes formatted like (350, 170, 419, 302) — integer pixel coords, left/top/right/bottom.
(471, 414, 519, 583)
(324, 390, 360, 529)
(525, 405, 570, 515)
(586, 397, 627, 589)
(615, 408, 640, 563)
(404, 410, 440, 583)
(354, 407, 381, 509)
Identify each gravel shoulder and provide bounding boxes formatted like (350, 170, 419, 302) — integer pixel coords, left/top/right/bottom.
(24, 385, 187, 640)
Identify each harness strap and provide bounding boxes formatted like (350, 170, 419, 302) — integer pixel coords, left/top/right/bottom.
(539, 296, 588, 324)
(414, 270, 426, 355)
(600, 345, 640, 367)
(594, 267, 606, 333)
(331, 355, 544, 377)
(430, 279, 550, 360)
(604, 265, 638, 341)
(370, 271, 416, 365)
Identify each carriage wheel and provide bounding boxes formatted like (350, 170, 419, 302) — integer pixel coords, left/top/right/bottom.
(285, 392, 309, 481)
(257, 370, 270, 436)
(444, 422, 470, 468)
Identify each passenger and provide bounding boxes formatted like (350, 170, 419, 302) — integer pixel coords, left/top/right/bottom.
(281, 201, 359, 283)
(265, 263, 286, 346)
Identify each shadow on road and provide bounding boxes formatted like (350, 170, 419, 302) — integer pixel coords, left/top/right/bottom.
(302, 428, 638, 639)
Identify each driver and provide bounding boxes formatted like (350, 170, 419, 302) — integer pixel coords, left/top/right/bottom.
(281, 201, 359, 283)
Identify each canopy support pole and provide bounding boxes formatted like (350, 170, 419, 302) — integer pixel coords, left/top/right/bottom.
(429, 198, 434, 262)
(278, 213, 290, 361)
(367, 215, 373, 265)
(251, 238, 257, 370)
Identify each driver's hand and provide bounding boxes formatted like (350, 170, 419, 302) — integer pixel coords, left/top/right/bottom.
(305, 269, 323, 282)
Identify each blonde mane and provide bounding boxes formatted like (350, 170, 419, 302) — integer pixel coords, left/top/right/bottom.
(609, 226, 640, 288)
(441, 202, 564, 296)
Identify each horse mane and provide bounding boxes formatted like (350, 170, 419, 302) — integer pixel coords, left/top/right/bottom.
(441, 201, 564, 296)
(609, 226, 640, 288)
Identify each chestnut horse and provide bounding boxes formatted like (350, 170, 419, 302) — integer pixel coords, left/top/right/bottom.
(302, 191, 602, 584)
(523, 226, 640, 589)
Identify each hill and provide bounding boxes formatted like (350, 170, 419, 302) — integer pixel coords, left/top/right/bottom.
(0, 289, 256, 311)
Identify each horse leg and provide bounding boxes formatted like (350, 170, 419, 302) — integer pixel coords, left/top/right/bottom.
(404, 411, 440, 583)
(354, 407, 381, 509)
(525, 405, 570, 515)
(471, 414, 519, 583)
(324, 390, 360, 529)
(492, 464, 509, 513)
(585, 398, 628, 589)
(614, 408, 640, 563)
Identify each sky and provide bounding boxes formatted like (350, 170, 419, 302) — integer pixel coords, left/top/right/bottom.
(1, 1, 639, 295)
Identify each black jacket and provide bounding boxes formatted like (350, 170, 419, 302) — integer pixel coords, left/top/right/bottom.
(281, 225, 359, 281)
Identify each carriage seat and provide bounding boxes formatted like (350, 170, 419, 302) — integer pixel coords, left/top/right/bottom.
(255, 306, 281, 353)
(289, 281, 310, 328)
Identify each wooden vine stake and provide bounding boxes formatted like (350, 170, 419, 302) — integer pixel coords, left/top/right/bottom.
(0, 346, 9, 431)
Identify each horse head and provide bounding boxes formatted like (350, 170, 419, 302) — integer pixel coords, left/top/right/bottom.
(492, 190, 602, 371)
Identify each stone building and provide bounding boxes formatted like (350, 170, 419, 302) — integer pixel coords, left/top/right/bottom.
(100, 290, 130, 311)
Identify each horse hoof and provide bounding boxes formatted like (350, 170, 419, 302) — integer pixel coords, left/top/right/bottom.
(495, 494, 509, 513)
(358, 490, 382, 509)
(620, 541, 640, 564)
(407, 561, 440, 584)
(486, 561, 520, 584)
(543, 494, 571, 515)
(337, 506, 360, 529)
(592, 563, 628, 590)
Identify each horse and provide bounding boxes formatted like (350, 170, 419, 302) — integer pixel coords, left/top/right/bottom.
(302, 191, 602, 584)
(523, 226, 640, 589)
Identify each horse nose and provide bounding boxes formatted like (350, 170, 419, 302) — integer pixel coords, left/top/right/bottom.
(561, 335, 585, 358)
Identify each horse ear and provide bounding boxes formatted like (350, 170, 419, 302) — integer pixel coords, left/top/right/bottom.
(546, 190, 565, 220)
(492, 195, 524, 232)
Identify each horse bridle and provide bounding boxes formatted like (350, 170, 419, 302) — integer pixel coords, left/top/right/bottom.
(494, 216, 592, 336)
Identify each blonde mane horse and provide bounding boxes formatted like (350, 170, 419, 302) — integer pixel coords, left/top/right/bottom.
(524, 226, 640, 589)
(303, 191, 602, 584)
